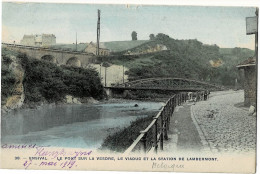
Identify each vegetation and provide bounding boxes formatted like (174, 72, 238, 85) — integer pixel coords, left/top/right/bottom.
(1, 48, 104, 105)
(101, 113, 156, 152)
(131, 31, 138, 40)
(97, 33, 254, 88)
(103, 40, 149, 52)
(149, 34, 155, 40)
(19, 53, 104, 103)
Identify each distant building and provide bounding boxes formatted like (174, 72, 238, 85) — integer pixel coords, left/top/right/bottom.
(85, 42, 110, 56)
(236, 57, 256, 106)
(20, 34, 56, 47)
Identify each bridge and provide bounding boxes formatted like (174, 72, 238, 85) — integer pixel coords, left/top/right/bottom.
(2, 43, 95, 67)
(104, 77, 224, 97)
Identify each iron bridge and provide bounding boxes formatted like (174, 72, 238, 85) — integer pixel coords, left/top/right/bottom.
(106, 77, 224, 92)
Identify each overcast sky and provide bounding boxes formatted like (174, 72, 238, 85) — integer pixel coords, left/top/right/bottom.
(2, 2, 256, 49)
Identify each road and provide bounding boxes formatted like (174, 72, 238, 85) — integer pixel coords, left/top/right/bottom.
(162, 90, 256, 154)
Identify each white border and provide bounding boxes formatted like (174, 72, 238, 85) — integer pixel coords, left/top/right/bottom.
(1, 0, 259, 174)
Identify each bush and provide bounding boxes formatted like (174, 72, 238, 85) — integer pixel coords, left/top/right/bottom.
(100, 114, 155, 152)
(17, 53, 104, 103)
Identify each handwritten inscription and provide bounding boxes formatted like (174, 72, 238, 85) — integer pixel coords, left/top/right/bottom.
(152, 162, 184, 171)
(34, 147, 92, 159)
(1, 143, 48, 149)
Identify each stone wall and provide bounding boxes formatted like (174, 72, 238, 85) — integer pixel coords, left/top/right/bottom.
(3, 44, 95, 68)
(243, 66, 256, 106)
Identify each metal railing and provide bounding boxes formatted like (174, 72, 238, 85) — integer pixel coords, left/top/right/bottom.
(124, 91, 209, 154)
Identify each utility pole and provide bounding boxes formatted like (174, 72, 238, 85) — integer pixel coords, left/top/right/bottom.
(255, 8, 258, 61)
(76, 32, 78, 51)
(123, 64, 125, 84)
(96, 9, 100, 56)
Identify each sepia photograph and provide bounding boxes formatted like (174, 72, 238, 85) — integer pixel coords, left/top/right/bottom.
(0, 0, 258, 173)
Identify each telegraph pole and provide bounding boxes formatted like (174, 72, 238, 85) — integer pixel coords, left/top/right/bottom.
(255, 8, 258, 61)
(96, 9, 100, 56)
(123, 64, 125, 84)
(76, 32, 78, 51)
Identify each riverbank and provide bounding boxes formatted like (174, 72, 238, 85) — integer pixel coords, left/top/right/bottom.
(99, 111, 157, 152)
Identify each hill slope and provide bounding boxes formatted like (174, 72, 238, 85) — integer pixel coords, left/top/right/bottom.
(97, 33, 254, 88)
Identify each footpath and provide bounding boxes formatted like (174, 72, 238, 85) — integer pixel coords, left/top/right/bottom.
(163, 103, 207, 154)
(162, 90, 256, 154)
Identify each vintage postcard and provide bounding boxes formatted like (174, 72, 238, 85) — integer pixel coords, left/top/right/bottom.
(0, 0, 258, 173)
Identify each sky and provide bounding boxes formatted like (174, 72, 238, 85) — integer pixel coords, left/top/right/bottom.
(2, 2, 257, 49)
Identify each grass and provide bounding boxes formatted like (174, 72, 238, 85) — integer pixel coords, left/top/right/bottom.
(103, 40, 150, 52)
(100, 112, 158, 152)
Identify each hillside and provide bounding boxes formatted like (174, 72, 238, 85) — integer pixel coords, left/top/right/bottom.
(103, 40, 150, 52)
(97, 33, 254, 88)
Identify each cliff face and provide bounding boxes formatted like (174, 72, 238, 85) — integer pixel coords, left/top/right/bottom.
(2, 55, 25, 112)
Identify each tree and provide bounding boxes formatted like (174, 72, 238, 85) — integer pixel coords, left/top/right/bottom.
(131, 31, 137, 40)
(149, 34, 155, 40)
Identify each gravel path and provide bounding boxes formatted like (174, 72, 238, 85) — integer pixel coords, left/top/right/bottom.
(192, 90, 256, 153)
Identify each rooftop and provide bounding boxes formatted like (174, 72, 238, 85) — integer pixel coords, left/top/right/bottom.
(236, 57, 256, 69)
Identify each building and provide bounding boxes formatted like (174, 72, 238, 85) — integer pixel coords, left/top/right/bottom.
(20, 34, 56, 47)
(84, 42, 110, 56)
(236, 57, 256, 106)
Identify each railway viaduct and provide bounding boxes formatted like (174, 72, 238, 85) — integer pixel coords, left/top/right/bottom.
(2, 43, 95, 67)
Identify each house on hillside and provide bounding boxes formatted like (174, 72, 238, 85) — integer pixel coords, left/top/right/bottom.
(85, 42, 110, 56)
(20, 34, 56, 47)
(236, 57, 256, 106)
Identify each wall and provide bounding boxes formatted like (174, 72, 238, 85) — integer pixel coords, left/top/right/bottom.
(90, 64, 128, 87)
(243, 66, 256, 106)
(20, 35, 35, 46)
(42, 34, 56, 46)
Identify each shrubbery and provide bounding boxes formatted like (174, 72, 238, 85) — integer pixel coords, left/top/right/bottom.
(101, 114, 155, 152)
(18, 53, 104, 103)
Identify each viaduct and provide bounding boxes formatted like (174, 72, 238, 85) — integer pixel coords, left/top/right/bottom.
(2, 43, 95, 67)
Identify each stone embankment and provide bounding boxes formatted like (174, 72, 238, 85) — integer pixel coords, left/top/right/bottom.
(192, 90, 256, 153)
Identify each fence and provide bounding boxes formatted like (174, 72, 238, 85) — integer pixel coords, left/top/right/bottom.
(124, 91, 209, 154)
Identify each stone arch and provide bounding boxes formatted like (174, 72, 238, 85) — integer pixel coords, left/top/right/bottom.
(41, 55, 57, 63)
(66, 57, 81, 67)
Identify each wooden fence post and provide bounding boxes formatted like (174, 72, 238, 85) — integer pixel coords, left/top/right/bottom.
(140, 132, 147, 154)
(154, 119, 158, 154)
(163, 110, 168, 140)
(160, 112, 164, 150)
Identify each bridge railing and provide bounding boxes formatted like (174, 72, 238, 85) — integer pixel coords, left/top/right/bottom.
(123, 91, 209, 154)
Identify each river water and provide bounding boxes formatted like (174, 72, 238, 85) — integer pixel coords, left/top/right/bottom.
(1, 100, 164, 149)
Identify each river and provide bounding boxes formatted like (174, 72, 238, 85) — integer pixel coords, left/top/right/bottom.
(1, 100, 164, 149)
